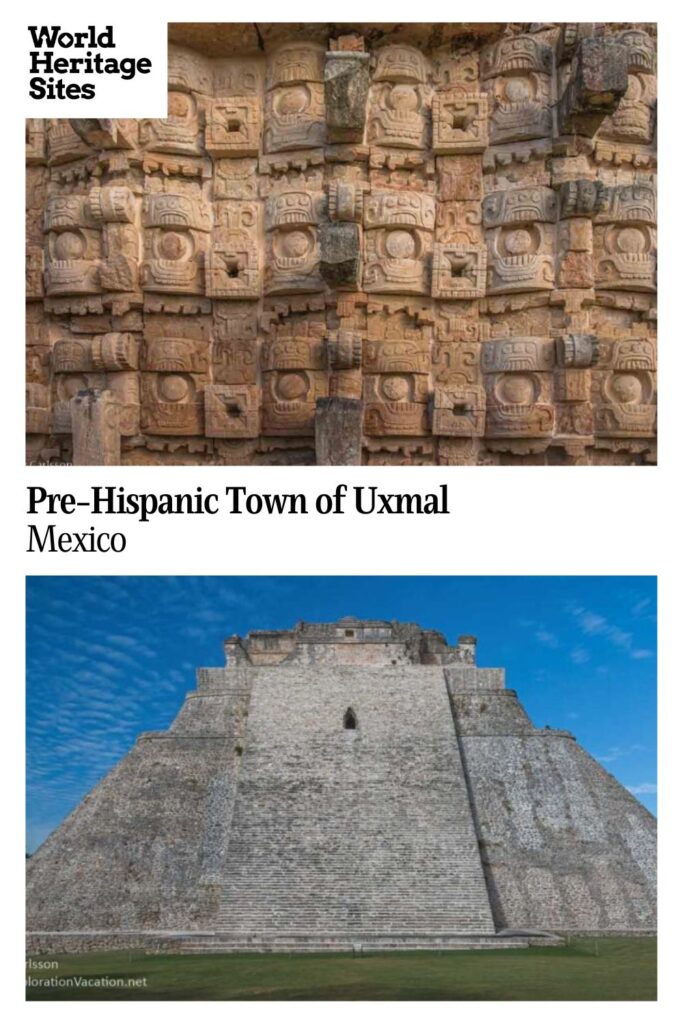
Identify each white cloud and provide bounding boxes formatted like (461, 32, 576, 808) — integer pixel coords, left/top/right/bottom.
(598, 744, 645, 764)
(567, 603, 655, 661)
(570, 647, 590, 665)
(535, 629, 559, 649)
(628, 783, 657, 795)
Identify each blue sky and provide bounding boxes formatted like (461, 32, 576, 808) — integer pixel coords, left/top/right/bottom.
(26, 576, 657, 852)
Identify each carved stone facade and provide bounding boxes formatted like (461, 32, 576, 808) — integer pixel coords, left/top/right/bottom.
(25, 23, 656, 465)
(26, 619, 656, 953)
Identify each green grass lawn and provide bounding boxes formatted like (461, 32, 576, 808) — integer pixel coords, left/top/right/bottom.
(25, 937, 656, 1001)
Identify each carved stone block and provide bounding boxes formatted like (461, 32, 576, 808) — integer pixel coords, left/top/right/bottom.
(363, 190, 435, 294)
(431, 385, 486, 437)
(482, 337, 555, 373)
(51, 361, 140, 437)
(484, 373, 555, 439)
(25, 120, 46, 164)
(205, 384, 260, 437)
(213, 158, 259, 201)
(594, 222, 656, 293)
(363, 373, 430, 435)
(267, 43, 325, 90)
(485, 73, 552, 145)
(555, 368, 591, 404)
(265, 189, 323, 293)
(26, 383, 50, 434)
(438, 155, 483, 202)
(315, 396, 363, 464)
(26, 248, 44, 299)
(212, 301, 258, 384)
(52, 373, 95, 433)
(47, 121, 91, 164)
(44, 196, 102, 298)
(558, 38, 629, 137)
(142, 333, 209, 376)
(141, 372, 204, 435)
(364, 191, 435, 230)
(54, 333, 139, 374)
(261, 332, 326, 371)
(324, 52, 370, 143)
(592, 369, 656, 437)
(432, 244, 487, 298)
(327, 329, 363, 370)
(433, 91, 488, 154)
(483, 186, 556, 293)
(364, 336, 431, 375)
(328, 181, 364, 222)
(212, 56, 264, 97)
(559, 179, 608, 220)
(600, 31, 656, 145)
(207, 201, 260, 298)
(69, 118, 133, 150)
(87, 186, 136, 225)
(262, 369, 327, 435)
(556, 334, 598, 369)
(482, 186, 557, 228)
(100, 223, 140, 294)
(52, 337, 93, 373)
(434, 342, 481, 386)
(71, 388, 121, 465)
(594, 182, 656, 225)
(596, 337, 656, 372)
(481, 36, 553, 79)
(265, 84, 326, 152)
(142, 193, 210, 296)
(105, 372, 141, 436)
(375, 44, 429, 84)
(367, 83, 428, 149)
(140, 92, 202, 155)
(212, 338, 258, 384)
(205, 97, 262, 157)
(320, 222, 362, 289)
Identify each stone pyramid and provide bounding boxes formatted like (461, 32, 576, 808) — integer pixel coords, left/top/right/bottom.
(26, 620, 656, 953)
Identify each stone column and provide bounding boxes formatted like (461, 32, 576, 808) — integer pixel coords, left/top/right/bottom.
(71, 388, 121, 465)
(315, 397, 363, 465)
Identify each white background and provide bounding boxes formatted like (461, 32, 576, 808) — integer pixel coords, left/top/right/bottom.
(24, 19, 167, 118)
(4, 0, 679, 1018)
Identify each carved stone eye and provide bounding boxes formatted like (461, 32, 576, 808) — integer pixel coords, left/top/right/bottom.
(504, 229, 533, 255)
(158, 231, 189, 261)
(276, 86, 309, 116)
(281, 231, 310, 258)
(277, 372, 308, 402)
(389, 84, 418, 112)
(54, 232, 85, 260)
(617, 227, 647, 254)
(498, 374, 535, 405)
(504, 78, 531, 102)
(382, 376, 410, 402)
(385, 229, 416, 259)
(612, 373, 642, 404)
(159, 374, 190, 403)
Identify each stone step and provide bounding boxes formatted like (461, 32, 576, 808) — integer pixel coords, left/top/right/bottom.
(156, 933, 533, 954)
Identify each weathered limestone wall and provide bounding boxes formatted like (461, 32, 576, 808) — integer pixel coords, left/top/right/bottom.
(215, 665, 495, 935)
(458, 729, 656, 931)
(26, 23, 656, 466)
(26, 682, 251, 932)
